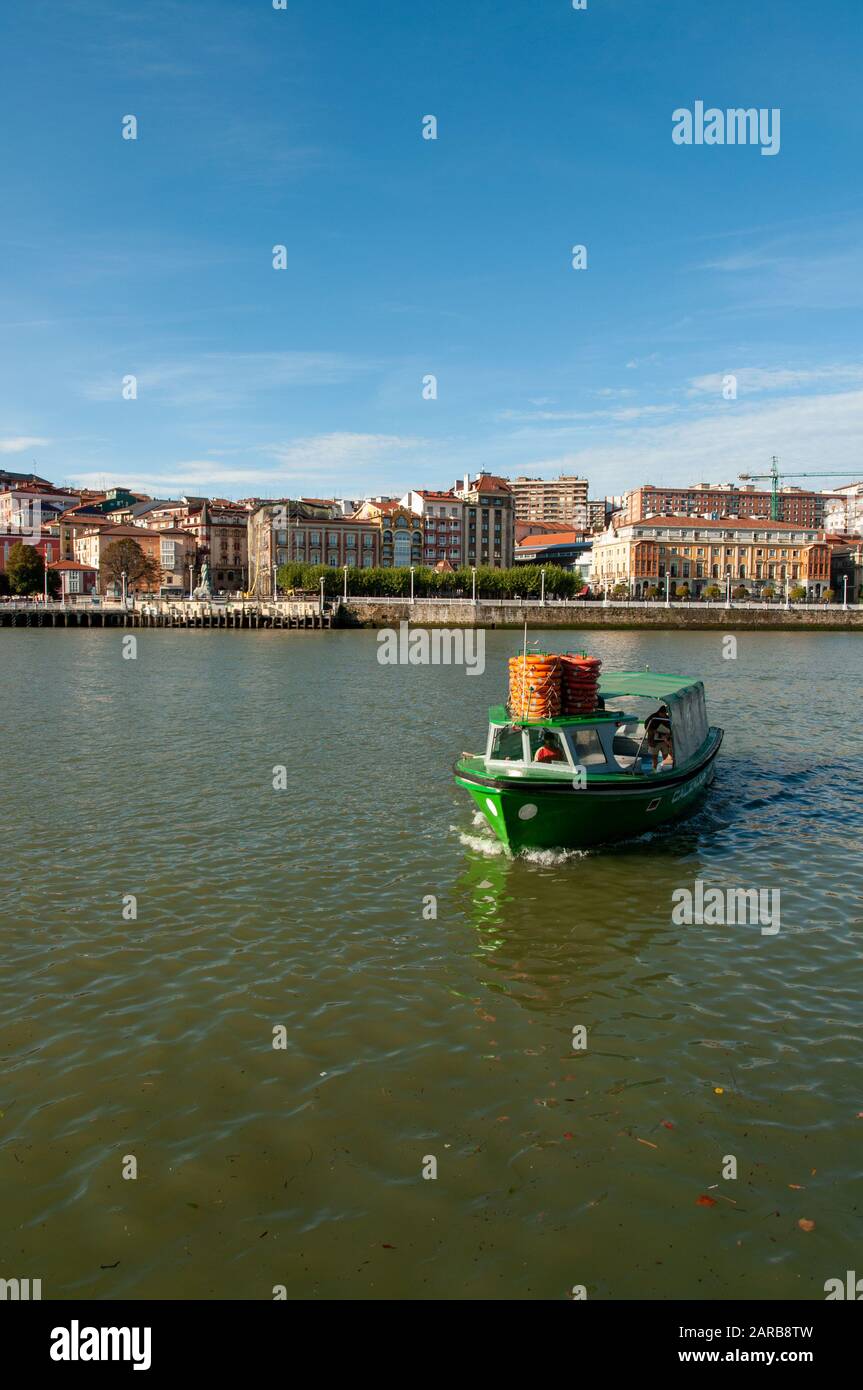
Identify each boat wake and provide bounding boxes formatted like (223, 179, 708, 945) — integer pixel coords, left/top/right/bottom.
(453, 825, 509, 857)
(518, 845, 592, 865)
(453, 815, 592, 864)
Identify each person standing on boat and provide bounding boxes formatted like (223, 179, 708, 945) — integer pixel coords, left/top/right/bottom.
(645, 704, 673, 771)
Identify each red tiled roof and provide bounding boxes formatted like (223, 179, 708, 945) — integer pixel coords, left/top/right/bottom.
(517, 530, 583, 547)
(471, 474, 512, 493)
(49, 560, 98, 571)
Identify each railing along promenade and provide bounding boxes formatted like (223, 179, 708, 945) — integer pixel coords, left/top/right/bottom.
(1, 594, 860, 630)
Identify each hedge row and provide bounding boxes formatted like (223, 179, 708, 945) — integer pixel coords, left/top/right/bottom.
(275, 561, 585, 599)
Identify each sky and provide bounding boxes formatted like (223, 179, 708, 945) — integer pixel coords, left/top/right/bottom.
(1, 0, 862, 502)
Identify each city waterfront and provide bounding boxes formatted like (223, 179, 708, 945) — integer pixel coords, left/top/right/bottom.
(1, 627, 861, 1299)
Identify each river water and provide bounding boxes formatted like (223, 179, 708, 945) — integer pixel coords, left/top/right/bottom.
(1, 626, 860, 1300)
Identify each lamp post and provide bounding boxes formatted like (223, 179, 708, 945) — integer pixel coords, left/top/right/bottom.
(188, 562, 194, 600)
(272, 563, 278, 600)
(843, 574, 849, 609)
(785, 575, 790, 609)
(725, 574, 731, 609)
(43, 554, 48, 604)
(410, 565, 415, 605)
(665, 573, 670, 608)
(540, 566, 546, 607)
(343, 564, 348, 600)
(121, 569, 127, 605)
(471, 565, 477, 603)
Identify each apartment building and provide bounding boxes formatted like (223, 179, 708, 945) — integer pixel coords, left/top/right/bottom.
(510, 474, 589, 527)
(0, 469, 54, 491)
(0, 484, 81, 535)
(824, 482, 863, 535)
(73, 524, 195, 593)
(623, 483, 836, 527)
(452, 473, 515, 568)
(401, 490, 465, 567)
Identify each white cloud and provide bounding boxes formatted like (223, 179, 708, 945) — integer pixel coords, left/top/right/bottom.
(497, 389, 863, 497)
(0, 436, 50, 454)
(689, 365, 863, 396)
(498, 404, 677, 423)
(83, 352, 378, 406)
(267, 432, 427, 482)
(69, 433, 429, 499)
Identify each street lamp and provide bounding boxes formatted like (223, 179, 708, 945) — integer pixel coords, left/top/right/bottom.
(410, 565, 415, 605)
(272, 563, 278, 600)
(540, 566, 546, 607)
(121, 569, 127, 605)
(188, 562, 194, 600)
(471, 565, 477, 603)
(319, 574, 325, 614)
(665, 573, 670, 607)
(343, 564, 348, 600)
(843, 574, 849, 609)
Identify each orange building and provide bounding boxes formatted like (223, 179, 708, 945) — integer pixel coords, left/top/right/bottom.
(591, 515, 831, 598)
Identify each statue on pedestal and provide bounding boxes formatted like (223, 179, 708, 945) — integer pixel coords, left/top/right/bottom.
(193, 559, 212, 600)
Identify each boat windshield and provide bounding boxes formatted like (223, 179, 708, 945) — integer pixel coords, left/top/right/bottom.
(489, 725, 525, 762)
(527, 728, 569, 764)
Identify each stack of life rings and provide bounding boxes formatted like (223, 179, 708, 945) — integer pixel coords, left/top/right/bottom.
(559, 652, 602, 715)
(508, 652, 562, 720)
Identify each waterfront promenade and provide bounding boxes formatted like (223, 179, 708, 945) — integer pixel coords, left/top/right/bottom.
(2, 594, 862, 631)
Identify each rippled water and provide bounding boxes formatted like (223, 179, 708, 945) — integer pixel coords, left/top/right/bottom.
(1, 626, 861, 1300)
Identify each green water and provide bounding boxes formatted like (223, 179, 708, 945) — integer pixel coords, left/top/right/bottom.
(1, 627, 861, 1300)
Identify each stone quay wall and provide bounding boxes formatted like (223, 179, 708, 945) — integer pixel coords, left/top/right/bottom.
(338, 599, 863, 632)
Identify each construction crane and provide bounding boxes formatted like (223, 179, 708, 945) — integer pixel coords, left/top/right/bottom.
(738, 456, 861, 521)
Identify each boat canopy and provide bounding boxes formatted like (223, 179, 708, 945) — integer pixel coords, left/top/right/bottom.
(598, 672, 709, 765)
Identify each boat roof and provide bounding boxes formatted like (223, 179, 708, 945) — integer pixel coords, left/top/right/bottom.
(597, 671, 703, 701)
(488, 704, 619, 727)
(488, 672, 704, 727)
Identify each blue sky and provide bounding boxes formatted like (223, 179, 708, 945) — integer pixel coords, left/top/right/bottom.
(1, 0, 862, 501)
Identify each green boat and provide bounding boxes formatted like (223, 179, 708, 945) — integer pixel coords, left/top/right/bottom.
(454, 671, 723, 852)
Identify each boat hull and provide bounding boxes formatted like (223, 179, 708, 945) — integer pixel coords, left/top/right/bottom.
(455, 730, 723, 852)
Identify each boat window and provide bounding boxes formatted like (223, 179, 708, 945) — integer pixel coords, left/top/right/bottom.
(489, 725, 525, 762)
(527, 728, 570, 764)
(611, 719, 646, 769)
(567, 727, 608, 766)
